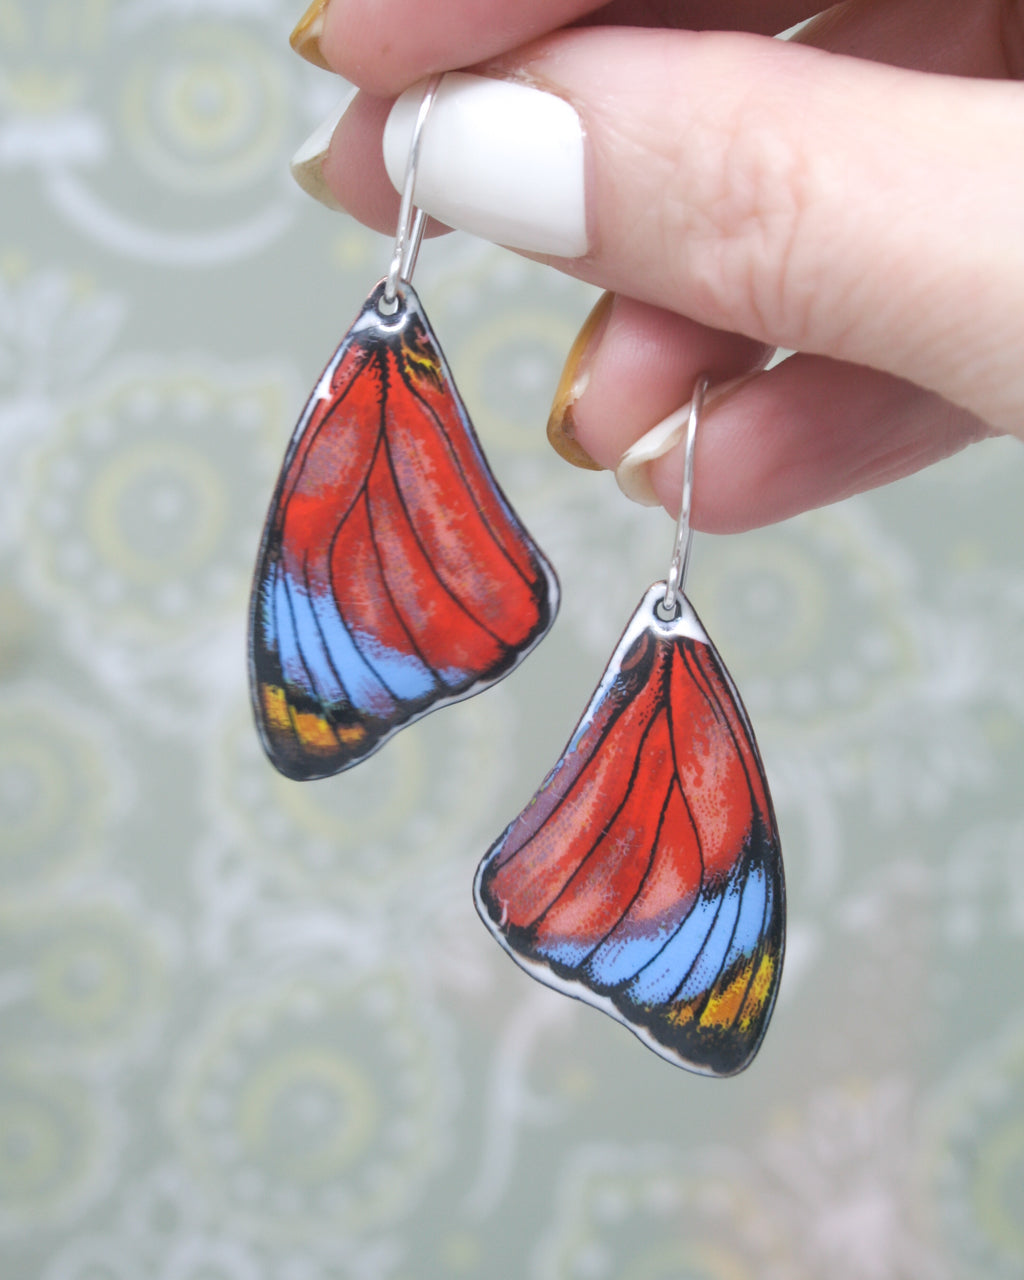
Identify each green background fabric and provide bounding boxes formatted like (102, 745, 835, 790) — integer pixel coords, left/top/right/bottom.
(2, 5, 1023, 1277)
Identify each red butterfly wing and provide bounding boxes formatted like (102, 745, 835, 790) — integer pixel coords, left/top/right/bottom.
(475, 584, 784, 1076)
(249, 282, 558, 780)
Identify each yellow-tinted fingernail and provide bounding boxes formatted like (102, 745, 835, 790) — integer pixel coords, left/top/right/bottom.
(290, 0, 331, 70)
(546, 291, 613, 471)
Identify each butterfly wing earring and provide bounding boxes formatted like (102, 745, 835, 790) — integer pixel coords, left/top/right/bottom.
(249, 77, 559, 780)
(475, 379, 785, 1076)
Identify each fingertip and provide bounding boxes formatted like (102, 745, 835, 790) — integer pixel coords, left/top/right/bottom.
(649, 356, 991, 534)
(290, 90, 357, 212)
(615, 370, 769, 509)
(311, 0, 600, 96)
(319, 90, 402, 234)
(565, 294, 771, 471)
(311, 89, 455, 240)
(313, 0, 452, 96)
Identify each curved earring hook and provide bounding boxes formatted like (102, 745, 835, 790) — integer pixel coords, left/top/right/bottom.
(662, 374, 708, 615)
(383, 74, 443, 306)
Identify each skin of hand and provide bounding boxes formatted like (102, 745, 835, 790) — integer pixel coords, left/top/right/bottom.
(300, 0, 1024, 532)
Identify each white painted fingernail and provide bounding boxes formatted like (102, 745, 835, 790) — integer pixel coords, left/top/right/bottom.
(290, 89, 357, 211)
(616, 406, 688, 506)
(383, 72, 587, 258)
(615, 372, 767, 506)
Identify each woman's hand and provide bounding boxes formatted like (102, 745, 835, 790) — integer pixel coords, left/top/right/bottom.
(292, 0, 1024, 532)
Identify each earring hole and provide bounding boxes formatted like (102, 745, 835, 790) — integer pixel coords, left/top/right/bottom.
(655, 595, 682, 624)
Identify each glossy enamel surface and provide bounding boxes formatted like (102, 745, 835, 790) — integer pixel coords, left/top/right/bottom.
(249, 281, 558, 779)
(476, 584, 784, 1076)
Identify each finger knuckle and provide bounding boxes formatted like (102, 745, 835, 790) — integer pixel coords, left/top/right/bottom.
(676, 81, 821, 347)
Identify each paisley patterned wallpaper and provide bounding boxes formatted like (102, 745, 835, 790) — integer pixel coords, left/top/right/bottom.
(3, 3, 1024, 1277)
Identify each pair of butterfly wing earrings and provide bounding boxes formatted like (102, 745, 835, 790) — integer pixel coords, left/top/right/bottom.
(250, 79, 784, 1077)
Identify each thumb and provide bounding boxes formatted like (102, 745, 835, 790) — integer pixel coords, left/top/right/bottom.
(383, 29, 1024, 437)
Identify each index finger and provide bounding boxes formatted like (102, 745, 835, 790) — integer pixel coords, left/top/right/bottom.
(299, 0, 822, 94)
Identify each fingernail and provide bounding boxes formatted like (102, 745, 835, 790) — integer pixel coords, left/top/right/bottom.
(383, 72, 587, 258)
(615, 371, 766, 506)
(290, 91, 355, 211)
(290, 0, 331, 70)
(546, 291, 613, 471)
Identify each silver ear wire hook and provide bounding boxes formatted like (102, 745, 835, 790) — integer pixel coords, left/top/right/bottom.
(662, 375, 708, 615)
(382, 74, 443, 307)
